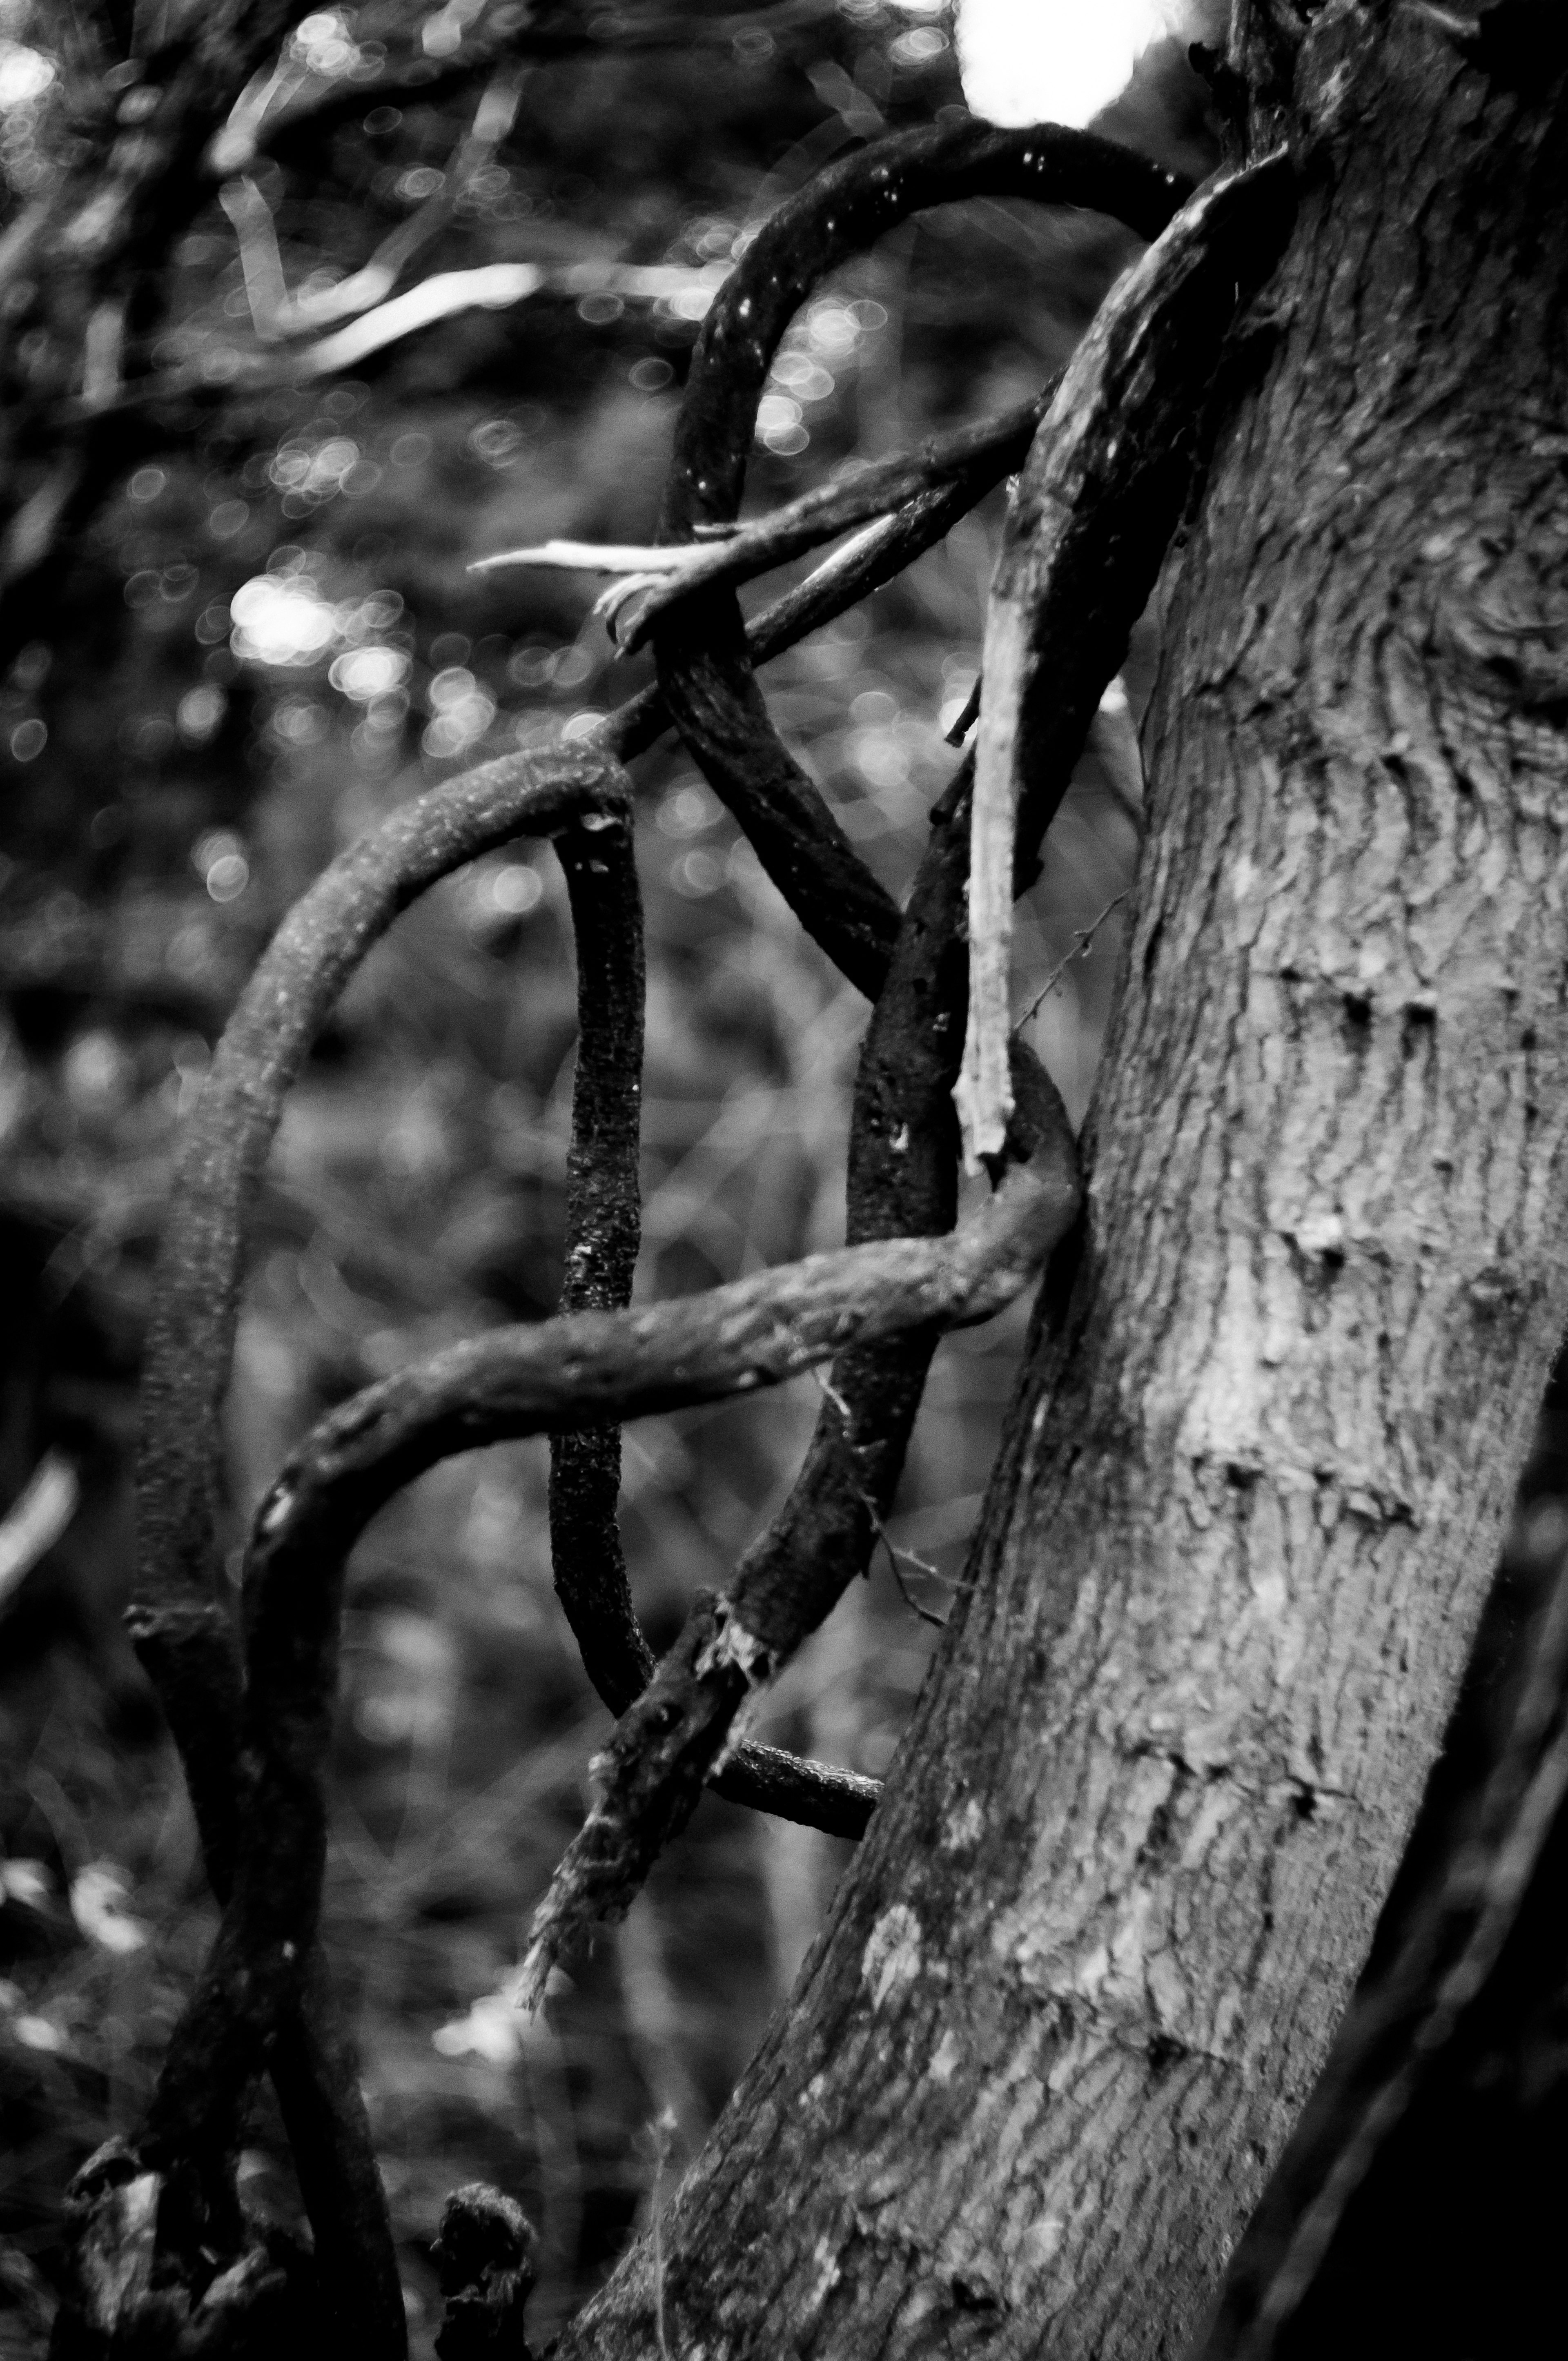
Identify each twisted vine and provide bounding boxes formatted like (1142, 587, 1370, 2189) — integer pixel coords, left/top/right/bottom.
(61, 94, 1300, 2361)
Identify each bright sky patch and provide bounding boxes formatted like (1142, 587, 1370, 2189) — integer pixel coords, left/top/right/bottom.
(957, 0, 1172, 129)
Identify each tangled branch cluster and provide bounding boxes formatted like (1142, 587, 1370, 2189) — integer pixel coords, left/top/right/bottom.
(54, 98, 1303, 2360)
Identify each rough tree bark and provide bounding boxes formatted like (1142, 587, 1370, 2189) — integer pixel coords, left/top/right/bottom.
(550, 14, 1568, 2358)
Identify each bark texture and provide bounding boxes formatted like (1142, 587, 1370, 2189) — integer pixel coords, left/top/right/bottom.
(552, 20, 1568, 2360)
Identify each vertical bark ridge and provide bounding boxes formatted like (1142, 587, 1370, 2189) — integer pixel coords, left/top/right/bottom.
(547, 21, 1568, 2361)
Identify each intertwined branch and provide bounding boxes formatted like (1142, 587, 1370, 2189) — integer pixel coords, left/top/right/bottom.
(53, 77, 1309, 2361)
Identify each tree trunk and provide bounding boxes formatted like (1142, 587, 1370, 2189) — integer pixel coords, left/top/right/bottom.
(555, 20, 1568, 2357)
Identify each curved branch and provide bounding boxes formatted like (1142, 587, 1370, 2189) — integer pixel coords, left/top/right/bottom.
(652, 118, 1194, 996)
(129, 743, 627, 2346)
(664, 120, 1189, 537)
(148, 1105, 1079, 2154)
(134, 744, 631, 1714)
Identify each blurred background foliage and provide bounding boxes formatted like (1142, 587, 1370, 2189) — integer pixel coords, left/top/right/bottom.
(2, 5, 1565, 2357)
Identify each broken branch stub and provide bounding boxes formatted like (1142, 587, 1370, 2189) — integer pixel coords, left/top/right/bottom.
(958, 150, 1298, 1169)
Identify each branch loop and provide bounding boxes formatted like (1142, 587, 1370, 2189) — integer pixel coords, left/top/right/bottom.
(653, 116, 1194, 997)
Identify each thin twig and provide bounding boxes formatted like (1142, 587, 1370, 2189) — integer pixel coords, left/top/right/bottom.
(1012, 890, 1130, 1035)
(70, 259, 729, 415)
(809, 1366, 949, 1629)
(471, 389, 1049, 649)
(213, 0, 846, 174)
(227, 60, 528, 341)
(944, 673, 982, 746)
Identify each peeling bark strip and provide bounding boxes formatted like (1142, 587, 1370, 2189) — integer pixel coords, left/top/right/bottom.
(957, 153, 1296, 1169)
(542, 21, 1568, 2361)
(147, 1111, 1080, 2153)
(654, 117, 1192, 998)
(51, 2134, 317, 2358)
